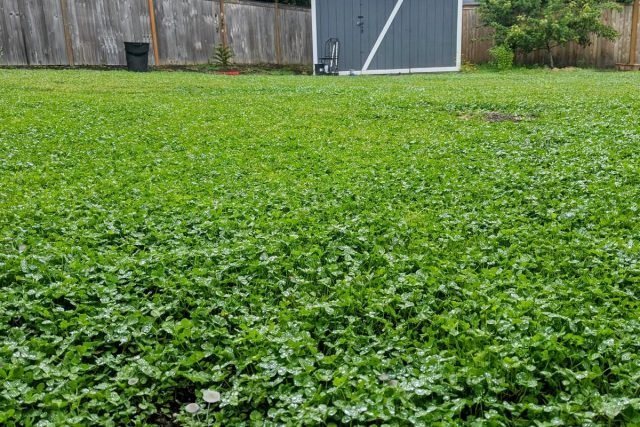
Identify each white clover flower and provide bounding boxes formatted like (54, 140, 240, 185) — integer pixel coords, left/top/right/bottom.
(203, 390, 221, 403)
(185, 403, 201, 414)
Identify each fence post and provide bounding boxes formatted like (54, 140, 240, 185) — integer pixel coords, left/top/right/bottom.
(630, 0, 639, 65)
(275, 0, 282, 64)
(16, 1, 30, 65)
(220, 0, 228, 48)
(59, 0, 74, 66)
(147, 0, 161, 65)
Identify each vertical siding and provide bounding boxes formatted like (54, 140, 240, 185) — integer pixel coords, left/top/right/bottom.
(361, 0, 395, 70)
(315, 0, 361, 71)
(316, 0, 458, 71)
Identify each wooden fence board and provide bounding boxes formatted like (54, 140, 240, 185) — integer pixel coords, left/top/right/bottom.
(0, 0, 27, 65)
(227, 1, 276, 64)
(277, 3, 312, 65)
(461, 5, 492, 64)
(4, 0, 68, 65)
(68, 0, 98, 65)
(154, 0, 180, 64)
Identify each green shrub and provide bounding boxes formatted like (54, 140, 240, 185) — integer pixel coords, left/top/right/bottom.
(212, 44, 234, 67)
(489, 45, 514, 71)
(461, 59, 478, 73)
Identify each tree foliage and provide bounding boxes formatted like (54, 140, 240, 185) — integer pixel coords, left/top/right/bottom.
(479, 0, 620, 67)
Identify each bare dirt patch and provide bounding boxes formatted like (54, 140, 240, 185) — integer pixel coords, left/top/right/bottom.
(484, 111, 525, 122)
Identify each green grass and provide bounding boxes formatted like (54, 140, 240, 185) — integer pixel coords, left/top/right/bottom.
(1, 69, 639, 426)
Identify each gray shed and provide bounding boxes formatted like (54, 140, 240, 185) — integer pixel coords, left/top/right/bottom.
(312, 0, 463, 75)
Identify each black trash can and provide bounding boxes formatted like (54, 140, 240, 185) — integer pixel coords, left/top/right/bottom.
(124, 42, 150, 72)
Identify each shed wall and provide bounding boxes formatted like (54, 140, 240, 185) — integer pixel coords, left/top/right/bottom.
(314, 0, 460, 73)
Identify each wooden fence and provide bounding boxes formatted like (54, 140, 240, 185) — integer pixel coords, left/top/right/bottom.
(0, 0, 312, 66)
(461, 5, 493, 65)
(0, 1, 637, 68)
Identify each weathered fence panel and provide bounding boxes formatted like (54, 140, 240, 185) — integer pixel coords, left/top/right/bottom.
(154, 0, 218, 65)
(0, 1, 637, 68)
(277, 2, 313, 65)
(0, 0, 310, 66)
(0, 0, 28, 65)
(66, 0, 153, 66)
(227, 1, 277, 64)
(22, 0, 67, 65)
(0, 0, 68, 65)
(461, 5, 493, 64)
(225, 1, 312, 65)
